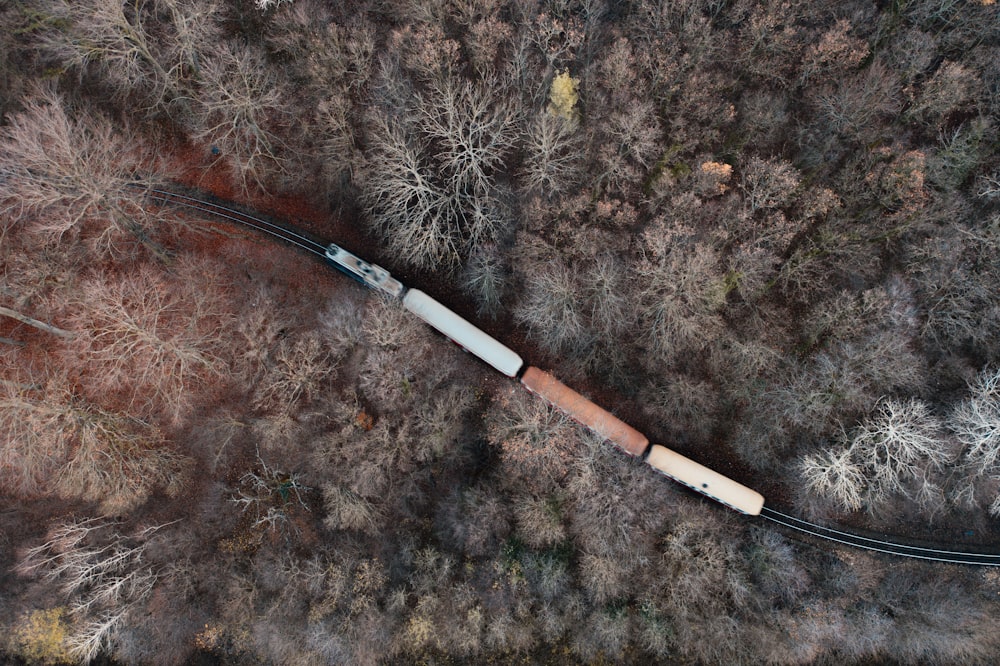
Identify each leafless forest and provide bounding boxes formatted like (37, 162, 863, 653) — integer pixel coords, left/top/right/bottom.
(1, 0, 999, 663)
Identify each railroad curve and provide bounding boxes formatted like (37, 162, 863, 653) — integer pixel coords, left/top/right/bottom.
(139, 186, 331, 260)
(136, 183, 1000, 566)
(759, 507, 1000, 566)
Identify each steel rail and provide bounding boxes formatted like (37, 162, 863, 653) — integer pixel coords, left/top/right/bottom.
(144, 187, 327, 247)
(763, 507, 1000, 558)
(134, 185, 329, 259)
(130, 184, 1000, 566)
(760, 507, 1000, 566)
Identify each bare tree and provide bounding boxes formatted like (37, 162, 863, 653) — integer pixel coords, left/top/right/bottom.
(809, 61, 901, 141)
(66, 610, 128, 664)
(70, 262, 231, 421)
(16, 519, 174, 662)
(950, 368, 1000, 472)
(585, 255, 631, 335)
(360, 296, 425, 351)
(0, 373, 77, 496)
(512, 493, 565, 549)
(463, 14, 515, 74)
(255, 0, 294, 10)
(579, 553, 628, 605)
(927, 120, 989, 191)
(462, 247, 507, 317)
(230, 450, 312, 540)
(253, 332, 338, 414)
(363, 114, 462, 269)
(800, 399, 952, 512)
(414, 385, 474, 462)
(322, 484, 382, 533)
(0, 87, 169, 256)
(852, 399, 951, 497)
(193, 41, 291, 193)
(37, 0, 218, 113)
(521, 111, 584, 196)
(947, 368, 1000, 515)
(909, 214, 1000, 358)
(799, 447, 866, 511)
(739, 156, 801, 215)
(636, 241, 726, 361)
(528, 11, 584, 71)
(797, 18, 869, 85)
(514, 261, 591, 356)
(364, 72, 517, 268)
(0, 375, 189, 514)
(907, 61, 980, 127)
(56, 408, 189, 516)
(596, 100, 663, 194)
(417, 76, 518, 197)
(487, 387, 579, 494)
(978, 170, 1000, 199)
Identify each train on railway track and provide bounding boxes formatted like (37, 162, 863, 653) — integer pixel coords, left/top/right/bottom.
(138, 185, 1000, 563)
(324, 243, 766, 515)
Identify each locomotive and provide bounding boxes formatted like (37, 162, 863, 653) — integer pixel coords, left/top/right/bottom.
(324, 243, 404, 298)
(325, 243, 764, 515)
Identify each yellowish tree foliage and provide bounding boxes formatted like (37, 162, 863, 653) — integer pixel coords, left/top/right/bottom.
(548, 70, 580, 120)
(11, 608, 73, 665)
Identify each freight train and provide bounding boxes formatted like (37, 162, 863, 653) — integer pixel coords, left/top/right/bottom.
(325, 244, 765, 515)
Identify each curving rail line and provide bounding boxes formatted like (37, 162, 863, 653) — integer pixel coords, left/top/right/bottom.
(136, 185, 331, 260)
(760, 507, 1000, 566)
(136, 184, 1000, 566)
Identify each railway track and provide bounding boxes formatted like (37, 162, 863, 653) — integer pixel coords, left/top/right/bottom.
(760, 507, 1000, 566)
(137, 183, 1000, 567)
(138, 185, 331, 260)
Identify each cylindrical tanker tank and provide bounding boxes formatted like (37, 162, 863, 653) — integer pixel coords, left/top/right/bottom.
(402, 289, 524, 377)
(520, 366, 649, 457)
(645, 444, 765, 515)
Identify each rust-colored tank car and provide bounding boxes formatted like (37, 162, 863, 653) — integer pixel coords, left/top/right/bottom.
(520, 367, 649, 457)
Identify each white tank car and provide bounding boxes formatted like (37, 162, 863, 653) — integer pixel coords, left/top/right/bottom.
(402, 289, 524, 377)
(645, 445, 765, 515)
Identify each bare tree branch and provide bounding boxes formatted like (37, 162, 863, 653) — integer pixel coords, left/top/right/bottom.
(0, 305, 74, 339)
